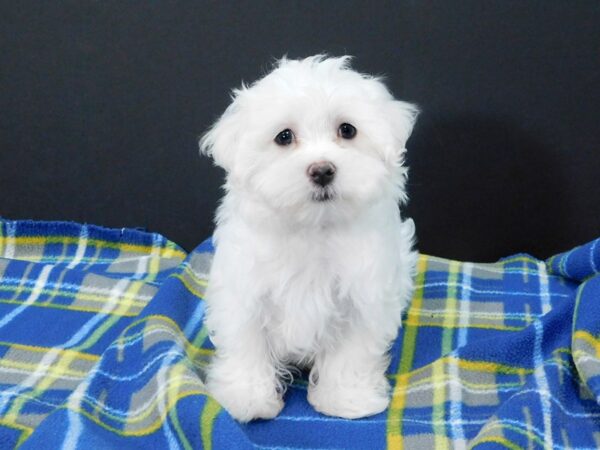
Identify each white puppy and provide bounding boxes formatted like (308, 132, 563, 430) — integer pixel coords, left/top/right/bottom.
(200, 55, 418, 422)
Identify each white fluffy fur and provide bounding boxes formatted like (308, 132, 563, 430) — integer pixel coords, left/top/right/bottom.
(200, 55, 418, 422)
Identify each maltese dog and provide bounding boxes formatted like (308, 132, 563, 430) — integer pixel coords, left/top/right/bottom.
(200, 55, 418, 422)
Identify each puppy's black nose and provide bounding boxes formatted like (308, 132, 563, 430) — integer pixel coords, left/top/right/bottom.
(307, 161, 336, 187)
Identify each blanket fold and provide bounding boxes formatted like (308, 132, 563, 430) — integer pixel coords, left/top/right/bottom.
(0, 219, 598, 449)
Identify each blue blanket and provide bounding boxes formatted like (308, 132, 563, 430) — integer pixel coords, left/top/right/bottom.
(0, 218, 599, 449)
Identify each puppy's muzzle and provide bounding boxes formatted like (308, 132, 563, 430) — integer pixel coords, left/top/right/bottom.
(307, 161, 336, 187)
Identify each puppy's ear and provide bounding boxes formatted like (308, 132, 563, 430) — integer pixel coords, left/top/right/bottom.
(386, 100, 419, 151)
(199, 98, 243, 172)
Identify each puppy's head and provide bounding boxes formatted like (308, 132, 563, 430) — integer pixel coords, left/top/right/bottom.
(200, 55, 418, 226)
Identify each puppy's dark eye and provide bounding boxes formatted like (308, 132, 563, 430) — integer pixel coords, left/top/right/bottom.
(274, 129, 294, 146)
(338, 123, 357, 139)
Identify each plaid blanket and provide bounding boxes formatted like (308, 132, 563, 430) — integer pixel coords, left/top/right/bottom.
(0, 219, 598, 449)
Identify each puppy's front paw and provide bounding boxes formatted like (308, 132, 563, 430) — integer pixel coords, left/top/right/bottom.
(307, 375, 390, 419)
(207, 377, 283, 422)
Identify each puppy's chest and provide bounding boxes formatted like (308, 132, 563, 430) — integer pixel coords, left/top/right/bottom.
(258, 250, 349, 359)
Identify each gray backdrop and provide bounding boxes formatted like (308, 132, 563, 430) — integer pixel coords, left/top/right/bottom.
(1, 1, 599, 260)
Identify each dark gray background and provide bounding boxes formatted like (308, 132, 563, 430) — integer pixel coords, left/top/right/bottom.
(1, 2, 598, 260)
